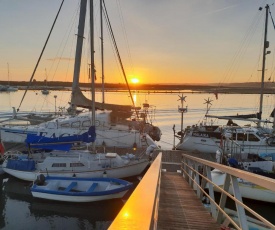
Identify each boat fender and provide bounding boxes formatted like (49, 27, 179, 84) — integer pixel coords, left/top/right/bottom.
(228, 158, 238, 168)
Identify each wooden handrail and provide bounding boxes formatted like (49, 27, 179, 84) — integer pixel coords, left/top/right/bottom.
(108, 153, 162, 230)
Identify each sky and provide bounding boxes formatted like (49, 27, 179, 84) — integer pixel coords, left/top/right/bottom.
(0, 0, 275, 84)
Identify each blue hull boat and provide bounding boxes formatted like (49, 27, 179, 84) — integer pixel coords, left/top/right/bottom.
(31, 175, 133, 203)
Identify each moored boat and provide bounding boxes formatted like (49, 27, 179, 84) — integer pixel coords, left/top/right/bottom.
(30, 175, 132, 202)
(2, 150, 150, 181)
(210, 168, 275, 203)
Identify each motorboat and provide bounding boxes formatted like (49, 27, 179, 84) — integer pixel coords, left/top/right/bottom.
(176, 125, 275, 160)
(30, 175, 132, 203)
(211, 169, 275, 203)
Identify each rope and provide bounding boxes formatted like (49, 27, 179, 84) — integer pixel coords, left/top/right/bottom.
(17, 0, 65, 112)
(102, 1, 138, 118)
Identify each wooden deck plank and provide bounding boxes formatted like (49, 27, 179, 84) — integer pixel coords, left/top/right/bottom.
(157, 172, 221, 230)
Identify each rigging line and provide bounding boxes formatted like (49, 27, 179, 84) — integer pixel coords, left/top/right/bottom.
(17, 0, 65, 112)
(102, 0, 138, 117)
(269, 6, 275, 30)
(220, 10, 263, 86)
(116, 0, 135, 74)
(50, 2, 80, 83)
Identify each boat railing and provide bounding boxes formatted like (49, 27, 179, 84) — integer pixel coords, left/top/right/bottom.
(181, 153, 275, 229)
(222, 137, 243, 158)
(108, 152, 162, 230)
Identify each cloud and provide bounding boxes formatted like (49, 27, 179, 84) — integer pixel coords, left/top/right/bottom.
(205, 4, 239, 16)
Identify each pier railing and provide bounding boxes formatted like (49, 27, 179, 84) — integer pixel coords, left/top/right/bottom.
(182, 153, 275, 230)
(108, 152, 162, 230)
(109, 151, 275, 229)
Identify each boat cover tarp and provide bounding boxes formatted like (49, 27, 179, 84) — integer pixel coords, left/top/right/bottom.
(25, 126, 96, 151)
(6, 159, 36, 171)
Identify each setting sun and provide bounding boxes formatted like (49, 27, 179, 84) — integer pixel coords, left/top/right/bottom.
(131, 78, 139, 84)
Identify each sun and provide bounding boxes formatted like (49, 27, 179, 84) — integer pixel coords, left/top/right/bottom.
(131, 78, 139, 84)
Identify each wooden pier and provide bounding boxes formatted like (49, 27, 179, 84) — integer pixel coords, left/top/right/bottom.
(110, 150, 275, 229)
(158, 172, 220, 229)
(109, 151, 222, 230)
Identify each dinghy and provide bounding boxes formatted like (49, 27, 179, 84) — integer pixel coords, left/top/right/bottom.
(30, 175, 132, 202)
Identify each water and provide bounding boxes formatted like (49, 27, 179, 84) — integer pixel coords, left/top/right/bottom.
(1, 90, 275, 229)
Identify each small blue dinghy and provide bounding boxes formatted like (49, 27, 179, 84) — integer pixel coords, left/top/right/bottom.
(31, 175, 133, 202)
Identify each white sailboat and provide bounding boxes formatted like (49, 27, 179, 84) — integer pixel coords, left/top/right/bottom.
(0, 63, 18, 92)
(175, 4, 275, 160)
(0, 0, 161, 151)
(41, 69, 50, 95)
(2, 0, 151, 182)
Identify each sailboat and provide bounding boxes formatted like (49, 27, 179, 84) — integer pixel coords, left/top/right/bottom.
(2, 0, 151, 182)
(0, 0, 161, 151)
(175, 4, 275, 160)
(41, 69, 50, 95)
(0, 63, 18, 92)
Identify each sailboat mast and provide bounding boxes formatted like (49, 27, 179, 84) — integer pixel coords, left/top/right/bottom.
(100, 0, 105, 105)
(7, 63, 10, 85)
(258, 4, 269, 127)
(90, 0, 96, 152)
(71, 0, 87, 111)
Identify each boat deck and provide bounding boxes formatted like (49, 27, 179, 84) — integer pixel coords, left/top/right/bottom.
(157, 172, 220, 230)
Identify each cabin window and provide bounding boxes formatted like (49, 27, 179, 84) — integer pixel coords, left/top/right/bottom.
(71, 121, 80, 128)
(248, 134, 260, 142)
(70, 163, 85, 167)
(82, 120, 91, 127)
(236, 133, 247, 141)
(60, 123, 70, 127)
(52, 163, 66, 167)
(231, 133, 237, 140)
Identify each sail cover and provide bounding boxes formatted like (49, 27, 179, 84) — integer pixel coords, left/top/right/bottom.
(25, 126, 96, 151)
(71, 86, 132, 111)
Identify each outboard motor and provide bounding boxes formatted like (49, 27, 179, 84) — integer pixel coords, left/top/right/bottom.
(35, 174, 46, 185)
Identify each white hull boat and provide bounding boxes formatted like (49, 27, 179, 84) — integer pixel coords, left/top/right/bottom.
(0, 0, 161, 151)
(176, 126, 275, 160)
(2, 150, 150, 181)
(0, 110, 159, 150)
(31, 175, 132, 202)
(211, 169, 275, 203)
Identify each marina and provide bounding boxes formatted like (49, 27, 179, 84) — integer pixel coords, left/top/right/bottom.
(2, 1, 275, 229)
(2, 91, 275, 229)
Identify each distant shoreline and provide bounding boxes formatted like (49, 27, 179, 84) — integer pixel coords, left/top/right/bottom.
(0, 80, 274, 94)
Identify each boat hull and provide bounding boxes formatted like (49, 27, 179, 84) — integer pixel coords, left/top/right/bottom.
(0, 127, 155, 149)
(31, 190, 127, 202)
(211, 170, 275, 203)
(31, 176, 132, 202)
(3, 159, 149, 181)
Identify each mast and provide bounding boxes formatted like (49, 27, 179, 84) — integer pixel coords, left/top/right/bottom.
(258, 4, 270, 127)
(7, 63, 10, 85)
(100, 0, 105, 105)
(71, 0, 87, 112)
(90, 0, 96, 152)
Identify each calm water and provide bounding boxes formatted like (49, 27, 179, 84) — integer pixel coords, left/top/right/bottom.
(1, 90, 275, 229)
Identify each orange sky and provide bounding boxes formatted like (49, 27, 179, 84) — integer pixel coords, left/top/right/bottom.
(0, 0, 274, 85)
